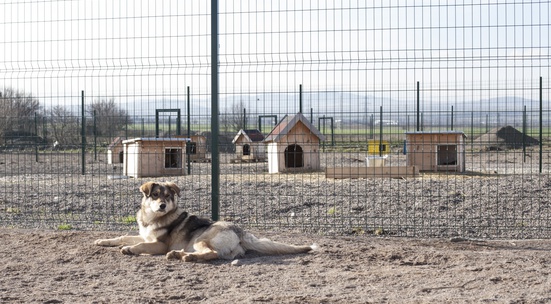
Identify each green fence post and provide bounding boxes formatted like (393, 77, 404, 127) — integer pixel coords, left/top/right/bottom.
(211, 0, 220, 221)
(539, 76, 543, 174)
(81, 90, 86, 175)
(416, 81, 420, 131)
(187, 86, 191, 175)
(34, 112, 38, 162)
(94, 110, 97, 161)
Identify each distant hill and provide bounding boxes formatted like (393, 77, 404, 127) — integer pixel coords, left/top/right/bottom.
(52, 93, 548, 127)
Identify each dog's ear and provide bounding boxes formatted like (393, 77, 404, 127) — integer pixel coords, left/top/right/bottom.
(164, 182, 181, 197)
(139, 182, 157, 197)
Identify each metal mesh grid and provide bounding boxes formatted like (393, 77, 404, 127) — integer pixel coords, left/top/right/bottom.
(0, 1, 550, 238)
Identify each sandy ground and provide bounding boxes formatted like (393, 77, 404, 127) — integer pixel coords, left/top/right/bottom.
(1, 228, 551, 304)
(1, 148, 551, 303)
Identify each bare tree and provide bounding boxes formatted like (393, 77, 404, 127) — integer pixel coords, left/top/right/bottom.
(221, 101, 246, 133)
(0, 87, 41, 144)
(47, 105, 80, 146)
(87, 98, 131, 140)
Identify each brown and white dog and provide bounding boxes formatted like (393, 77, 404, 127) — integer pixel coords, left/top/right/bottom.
(94, 181, 317, 262)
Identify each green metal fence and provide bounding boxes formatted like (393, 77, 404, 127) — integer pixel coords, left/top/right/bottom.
(0, 1, 550, 238)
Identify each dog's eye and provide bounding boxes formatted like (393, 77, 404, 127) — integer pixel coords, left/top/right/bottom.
(151, 192, 159, 199)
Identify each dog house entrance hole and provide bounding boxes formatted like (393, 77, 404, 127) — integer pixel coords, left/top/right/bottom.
(118, 151, 124, 163)
(243, 144, 251, 156)
(437, 145, 458, 165)
(186, 142, 197, 155)
(165, 148, 183, 168)
(285, 144, 303, 168)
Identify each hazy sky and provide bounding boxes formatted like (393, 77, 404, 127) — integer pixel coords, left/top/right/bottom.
(0, 0, 549, 106)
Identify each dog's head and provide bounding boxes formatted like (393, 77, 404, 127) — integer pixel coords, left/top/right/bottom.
(139, 182, 181, 214)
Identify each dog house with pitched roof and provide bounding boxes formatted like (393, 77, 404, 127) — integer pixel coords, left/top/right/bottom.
(107, 137, 124, 164)
(232, 129, 266, 162)
(123, 137, 189, 178)
(264, 113, 325, 174)
(405, 131, 466, 172)
(187, 135, 209, 162)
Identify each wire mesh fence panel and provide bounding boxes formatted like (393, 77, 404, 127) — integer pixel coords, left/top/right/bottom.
(0, 1, 550, 238)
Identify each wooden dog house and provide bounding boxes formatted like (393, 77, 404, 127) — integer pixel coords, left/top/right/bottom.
(405, 131, 466, 172)
(187, 135, 209, 162)
(123, 137, 189, 178)
(264, 113, 325, 174)
(107, 137, 124, 164)
(232, 129, 266, 162)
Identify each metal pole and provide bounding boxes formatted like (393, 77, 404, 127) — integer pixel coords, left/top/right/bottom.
(523, 105, 527, 163)
(330, 117, 334, 146)
(210, 0, 220, 221)
(451, 105, 454, 130)
(155, 110, 159, 138)
(470, 111, 474, 147)
(94, 110, 97, 161)
(168, 116, 172, 137)
(379, 106, 383, 157)
(176, 110, 181, 136)
(187, 86, 191, 175)
(322, 115, 326, 151)
(539, 76, 543, 173)
(299, 84, 302, 114)
(34, 113, 38, 162)
(81, 90, 86, 175)
(416, 81, 420, 131)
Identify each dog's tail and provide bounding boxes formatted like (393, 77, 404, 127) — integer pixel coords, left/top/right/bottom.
(240, 232, 318, 255)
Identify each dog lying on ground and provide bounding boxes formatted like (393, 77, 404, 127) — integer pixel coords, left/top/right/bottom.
(94, 181, 317, 262)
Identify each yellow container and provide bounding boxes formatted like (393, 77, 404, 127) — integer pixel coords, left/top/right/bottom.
(367, 140, 390, 155)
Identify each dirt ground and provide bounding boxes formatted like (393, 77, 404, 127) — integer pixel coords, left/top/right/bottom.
(1, 229, 551, 303)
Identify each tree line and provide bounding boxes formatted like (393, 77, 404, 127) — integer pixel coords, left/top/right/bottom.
(1, 87, 261, 149)
(0, 87, 131, 148)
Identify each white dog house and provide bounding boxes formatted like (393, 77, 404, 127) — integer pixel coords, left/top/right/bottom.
(405, 131, 467, 172)
(232, 129, 266, 162)
(123, 137, 189, 178)
(264, 113, 325, 174)
(107, 137, 124, 164)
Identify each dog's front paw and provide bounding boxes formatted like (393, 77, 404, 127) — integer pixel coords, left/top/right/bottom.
(166, 250, 183, 260)
(120, 246, 135, 255)
(95, 239, 114, 247)
(183, 253, 198, 263)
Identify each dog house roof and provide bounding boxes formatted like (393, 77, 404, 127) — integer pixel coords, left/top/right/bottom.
(108, 137, 123, 150)
(264, 113, 325, 143)
(405, 131, 466, 136)
(122, 137, 191, 144)
(232, 129, 265, 144)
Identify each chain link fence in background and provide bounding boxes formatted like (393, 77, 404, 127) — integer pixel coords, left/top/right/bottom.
(1, 1, 550, 238)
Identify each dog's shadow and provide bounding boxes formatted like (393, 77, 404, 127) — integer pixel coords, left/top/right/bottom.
(179, 251, 313, 266)
(227, 251, 313, 266)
